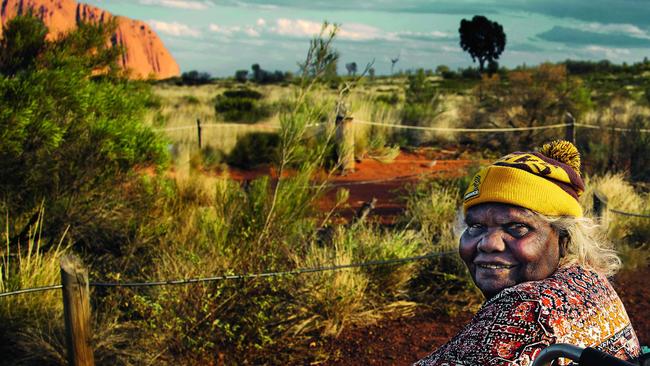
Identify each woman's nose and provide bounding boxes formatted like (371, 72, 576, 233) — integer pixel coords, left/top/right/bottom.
(476, 229, 506, 253)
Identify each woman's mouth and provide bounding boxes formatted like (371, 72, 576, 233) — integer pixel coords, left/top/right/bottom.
(476, 263, 516, 270)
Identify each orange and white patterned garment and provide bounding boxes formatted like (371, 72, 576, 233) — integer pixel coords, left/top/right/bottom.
(415, 265, 640, 366)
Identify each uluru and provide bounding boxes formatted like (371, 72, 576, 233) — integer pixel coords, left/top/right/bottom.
(0, 0, 180, 79)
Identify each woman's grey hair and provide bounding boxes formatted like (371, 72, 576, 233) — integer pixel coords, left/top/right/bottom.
(455, 209, 621, 277)
(540, 214, 621, 277)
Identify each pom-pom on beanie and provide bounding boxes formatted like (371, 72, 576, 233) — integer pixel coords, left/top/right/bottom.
(462, 140, 585, 217)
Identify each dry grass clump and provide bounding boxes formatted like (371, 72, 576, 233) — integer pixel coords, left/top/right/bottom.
(581, 173, 650, 270)
(0, 209, 68, 365)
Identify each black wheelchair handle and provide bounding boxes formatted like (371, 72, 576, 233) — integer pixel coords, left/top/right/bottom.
(532, 344, 636, 366)
(579, 347, 636, 366)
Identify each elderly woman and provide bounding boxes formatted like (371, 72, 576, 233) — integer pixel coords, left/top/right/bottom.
(415, 141, 641, 365)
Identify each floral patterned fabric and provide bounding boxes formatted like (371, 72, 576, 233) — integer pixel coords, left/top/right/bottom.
(414, 265, 640, 366)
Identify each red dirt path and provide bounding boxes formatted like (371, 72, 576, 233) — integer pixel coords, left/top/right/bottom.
(229, 149, 476, 223)
(228, 149, 649, 365)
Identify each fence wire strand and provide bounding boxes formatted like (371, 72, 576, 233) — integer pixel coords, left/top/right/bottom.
(0, 284, 63, 298)
(607, 208, 650, 219)
(355, 120, 571, 132)
(0, 251, 456, 297)
(574, 123, 650, 133)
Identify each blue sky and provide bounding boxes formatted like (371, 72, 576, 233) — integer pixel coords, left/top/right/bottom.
(87, 0, 650, 76)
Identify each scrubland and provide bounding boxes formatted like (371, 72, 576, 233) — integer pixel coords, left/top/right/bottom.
(2, 18, 650, 365)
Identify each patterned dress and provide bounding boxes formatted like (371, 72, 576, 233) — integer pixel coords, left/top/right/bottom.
(414, 265, 640, 366)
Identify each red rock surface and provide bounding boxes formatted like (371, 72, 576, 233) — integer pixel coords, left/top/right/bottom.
(0, 0, 180, 79)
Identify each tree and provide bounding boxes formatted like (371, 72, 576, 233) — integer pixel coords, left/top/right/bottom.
(0, 13, 48, 76)
(180, 70, 212, 85)
(234, 69, 249, 83)
(345, 62, 357, 76)
(459, 15, 506, 72)
(368, 67, 375, 80)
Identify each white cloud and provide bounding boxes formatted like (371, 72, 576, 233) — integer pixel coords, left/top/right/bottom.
(267, 18, 451, 43)
(244, 27, 260, 37)
(208, 24, 260, 37)
(440, 45, 460, 52)
(581, 22, 650, 39)
(148, 20, 201, 37)
(584, 45, 631, 59)
(338, 22, 384, 41)
(256, 18, 266, 27)
(139, 0, 211, 10)
(209, 24, 241, 36)
(392, 30, 452, 39)
(270, 19, 385, 41)
(272, 18, 324, 37)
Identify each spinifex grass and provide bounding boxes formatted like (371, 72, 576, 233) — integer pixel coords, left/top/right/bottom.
(0, 208, 67, 320)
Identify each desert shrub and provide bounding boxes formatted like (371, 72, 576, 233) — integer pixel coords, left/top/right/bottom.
(462, 63, 592, 154)
(214, 87, 272, 123)
(576, 100, 650, 181)
(0, 209, 69, 365)
(0, 12, 48, 76)
(179, 70, 212, 86)
(227, 132, 280, 168)
(400, 68, 444, 146)
(0, 14, 168, 249)
(181, 95, 200, 105)
(460, 66, 481, 79)
(250, 63, 291, 84)
(296, 224, 424, 339)
(401, 179, 459, 245)
(375, 92, 399, 105)
(223, 88, 263, 99)
(581, 174, 650, 245)
(399, 177, 482, 311)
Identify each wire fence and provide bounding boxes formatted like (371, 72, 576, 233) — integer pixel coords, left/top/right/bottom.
(592, 190, 650, 219)
(154, 120, 650, 134)
(0, 251, 456, 298)
(608, 208, 650, 219)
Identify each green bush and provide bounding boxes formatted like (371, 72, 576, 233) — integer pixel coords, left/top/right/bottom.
(0, 14, 168, 247)
(400, 69, 443, 146)
(375, 92, 399, 105)
(227, 132, 280, 168)
(214, 88, 272, 123)
(223, 88, 263, 99)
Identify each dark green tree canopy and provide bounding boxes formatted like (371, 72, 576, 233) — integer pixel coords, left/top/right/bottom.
(0, 13, 168, 245)
(459, 15, 506, 72)
(0, 13, 48, 76)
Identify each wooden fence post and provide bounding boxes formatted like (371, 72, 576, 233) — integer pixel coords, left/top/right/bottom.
(60, 255, 95, 366)
(196, 118, 202, 149)
(593, 190, 607, 224)
(336, 115, 355, 174)
(565, 112, 576, 144)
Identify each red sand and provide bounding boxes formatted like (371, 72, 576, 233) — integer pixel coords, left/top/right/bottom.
(228, 149, 477, 223)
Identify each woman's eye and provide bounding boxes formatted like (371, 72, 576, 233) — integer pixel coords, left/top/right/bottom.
(506, 224, 530, 237)
(466, 224, 485, 236)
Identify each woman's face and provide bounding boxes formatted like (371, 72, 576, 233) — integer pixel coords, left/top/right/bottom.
(459, 203, 561, 298)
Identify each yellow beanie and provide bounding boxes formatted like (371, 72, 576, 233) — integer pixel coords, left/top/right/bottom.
(462, 140, 585, 217)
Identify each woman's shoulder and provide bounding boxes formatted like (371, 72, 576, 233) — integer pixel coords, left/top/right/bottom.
(489, 265, 615, 309)
(485, 265, 639, 357)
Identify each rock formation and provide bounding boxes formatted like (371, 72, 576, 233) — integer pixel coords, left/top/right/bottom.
(0, 0, 180, 79)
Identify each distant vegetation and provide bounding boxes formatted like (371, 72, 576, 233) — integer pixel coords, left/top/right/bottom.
(1, 14, 649, 366)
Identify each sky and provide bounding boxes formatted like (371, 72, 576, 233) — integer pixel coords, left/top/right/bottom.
(86, 0, 650, 77)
